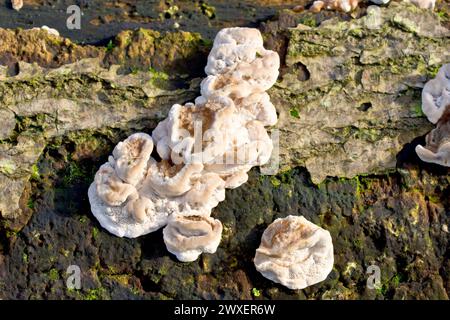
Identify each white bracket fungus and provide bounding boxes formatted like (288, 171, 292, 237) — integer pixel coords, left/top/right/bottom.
(415, 105, 450, 166)
(416, 64, 450, 167)
(310, 0, 360, 13)
(88, 28, 280, 261)
(163, 214, 223, 262)
(11, 0, 23, 11)
(254, 215, 334, 290)
(421, 64, 450, 125)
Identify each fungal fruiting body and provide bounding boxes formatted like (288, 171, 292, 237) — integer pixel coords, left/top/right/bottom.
(310, 0, 360, 13)
(254, 216, 334, 290)
(163, 215, 223, 262)
(420, 64, 450, 125)
(88, 27, 280, 261)
(415, 64, 450, 167)
(40, 26, 60, 37)
(415, 106, 450, 166)
(309, 0, 436, 12)
(11, 0, 23, 11)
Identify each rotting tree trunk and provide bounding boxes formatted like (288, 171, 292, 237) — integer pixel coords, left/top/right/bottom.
(1, 3, 448, 229)
(0, 2, 449, 300)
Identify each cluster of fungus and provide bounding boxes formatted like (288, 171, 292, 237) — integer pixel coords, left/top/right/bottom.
(90, 27, 335, 289)
(89, 27, 280, 262)
(416, 64, 450, 167)
(308, 0, 435, 13)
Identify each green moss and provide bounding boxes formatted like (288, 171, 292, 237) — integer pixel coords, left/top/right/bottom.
(130, 66, 139, 75)
(270, 176, 281, 188)
(22, 252, 29, 264)
(162, 5, 179, 19)
(427, 194, 440, 204)
(63, 162, 88, 185)
(289, 107, 300, 119)
(357, 128, 382, 143)
(79, 216, 88, 223)
(182, 275, 195, 287)
(391, 274, 404, 288)
(354, 176, 362, 198)
(199, 2, 216, 19)
(427, 64, 441, 78)
(149, 67, 170, 87)
(291, 41, 329, 58)
(252, 288, 261, 297)
(436, 10, 449, 23)
(158, 265, 169, 276)
(348, 28, 363, 38)
(413, 103, 424, 117)
(27, 198, 35, 209)
(108, 274, 130, 287)
(5, 230, 18, 238)
(84, 288, 107, 300)
(130, 287, 141, 296)
(200, 38, 213, 47)
(298, 16, 317, 28)
(229, 257, 238, 268)
(60, 248, 70, 257)
(376, 284, 388, 296)
(0, 160, 16, 175)
(48, 268, 59, 281)
(288, 30, 332, 57)
(105, 40, 115, 53)
(30, 164, 40, 181)
(352, 238, 363, 249)
(92, 227, 99, 240)
(266, 169, 296, 189)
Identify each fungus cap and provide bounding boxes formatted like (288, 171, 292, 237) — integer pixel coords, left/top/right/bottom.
(88, 27, 279, 239)
(421, 64, 450, 124)
(163, 214, 223, 262)
(11, 0, 23, 11)
(310, 0, 359, 13)
(415, 104, 450, 167)
(205, 27, 264, 76)
(254, 215, 334, 290)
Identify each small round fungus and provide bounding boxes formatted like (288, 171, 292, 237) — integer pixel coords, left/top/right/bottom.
(11, 0, 23, 11)
(254, 215, 334, 290)
(163, 214, 223, 262)
(310, 0, 360, 13)
(421, 64, 450, 124)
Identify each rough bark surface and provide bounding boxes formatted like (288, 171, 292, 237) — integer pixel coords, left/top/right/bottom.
(0, 2, 449, 300)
